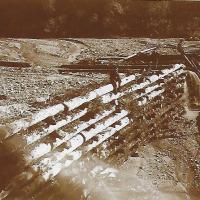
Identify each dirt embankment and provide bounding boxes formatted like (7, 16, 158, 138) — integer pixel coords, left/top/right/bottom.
(0, 38, 87, 67)
(0, 38, 200, 66)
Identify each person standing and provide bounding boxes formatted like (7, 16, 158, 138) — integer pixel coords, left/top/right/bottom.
(109, 67, 121, 94)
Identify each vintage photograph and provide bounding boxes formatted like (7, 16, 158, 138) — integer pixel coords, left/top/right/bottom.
(0, 1, 200, 200)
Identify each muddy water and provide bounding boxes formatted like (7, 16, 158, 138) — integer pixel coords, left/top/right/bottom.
(54, 157, 192, 200)
(182, 73, 200, 120)
(184, 108, 199, 120)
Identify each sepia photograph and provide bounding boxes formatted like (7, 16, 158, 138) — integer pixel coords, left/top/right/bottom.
(0, 1, 200, 199)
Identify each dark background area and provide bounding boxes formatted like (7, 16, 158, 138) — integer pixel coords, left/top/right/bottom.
(0, 0, 200, 38)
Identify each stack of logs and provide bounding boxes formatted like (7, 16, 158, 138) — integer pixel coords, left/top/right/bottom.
(0, 64, 186, 200)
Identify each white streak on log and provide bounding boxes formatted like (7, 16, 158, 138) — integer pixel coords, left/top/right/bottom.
(28, 108, 115, 160)
(138, 89, 164, 106)
(85, 117, 129, 151)
(10, 104, 65, 134)
(26, 108, 88, 145)
(31, 144, 52, 159)
(102, 64, 183, 104)
(63, 75, 136, 110)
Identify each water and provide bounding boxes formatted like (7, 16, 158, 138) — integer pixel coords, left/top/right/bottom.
(183, 71, 200, 120)
(56, 156, 192, 200)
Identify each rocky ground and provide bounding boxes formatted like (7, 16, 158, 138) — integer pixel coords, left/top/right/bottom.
(0, 38, 200, 200)
(0, 38, 200, 65)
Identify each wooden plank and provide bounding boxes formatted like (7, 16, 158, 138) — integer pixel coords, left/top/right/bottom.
(0, 61, 31, 68)
(57, 64, 174, 74)
(120, 47, 157, 61)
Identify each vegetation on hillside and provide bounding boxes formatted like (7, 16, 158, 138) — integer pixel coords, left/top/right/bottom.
(0, 1, 200, 38)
